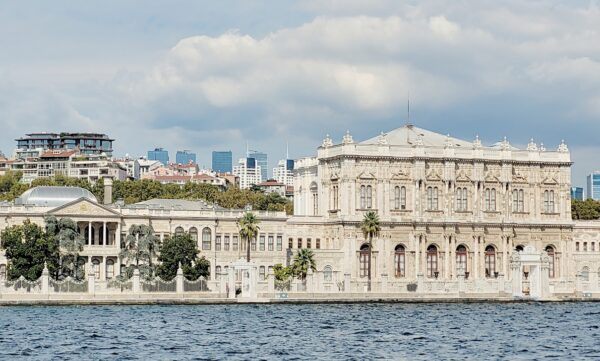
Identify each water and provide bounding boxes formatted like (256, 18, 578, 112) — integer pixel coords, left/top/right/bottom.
(0, 302, 599, 360)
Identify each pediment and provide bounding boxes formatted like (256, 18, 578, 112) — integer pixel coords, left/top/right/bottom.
(357, 171, 376, 180)
(330, 173, 340, 181)
(484, 172, 501, 183)
(391, 169, 410, 180)
(455, 170, 471, 183)
(541, 176, 558, 185)
(426, 169, 442, 181)
(512, 173, 528, 184)
(48, 198, 121, 217)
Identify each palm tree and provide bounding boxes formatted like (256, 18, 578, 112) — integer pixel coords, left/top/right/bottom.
(238, 212, 260, 262)
(120, 224, 160, 279)
(292, 248, 317, 281)
(360, 211, 380, 291)
(45, 216, 85, 280)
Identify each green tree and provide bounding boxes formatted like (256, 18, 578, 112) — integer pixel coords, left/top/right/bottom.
(291, 249, 317, 281)
(238, 212, 260, 262)
(119, 224, 160, 279)
(273, 263, 293, 282)
(0, 220, 59, 281)
(156, 233, 210, 281)
(572, 199, 600, 220)
(45, 216, 85, 280)
(361, 211, 380, 291)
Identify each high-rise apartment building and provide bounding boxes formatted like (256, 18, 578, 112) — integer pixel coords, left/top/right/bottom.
(211, 151, 233, 173)
(233, 157, 262, 189)
(148, 148, 169, 165)
(273, 159, 294, 186)
(587, 172, 600, 200)
(248, 150, 268, 181)
(15, 132, 114, 158)
(176, 150, 196, 164)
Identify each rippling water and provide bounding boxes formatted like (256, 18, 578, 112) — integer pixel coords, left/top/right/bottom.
(1, 302, 599, 360)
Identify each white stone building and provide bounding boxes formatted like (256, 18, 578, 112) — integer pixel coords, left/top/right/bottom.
(233, 158, 262, 189)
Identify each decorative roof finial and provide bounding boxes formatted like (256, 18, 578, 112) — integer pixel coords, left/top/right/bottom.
(473, 134, 482, 149)
(539, 142, 546, 152)
(444, 134, 453, 148)
(527, 138, 538, 151)
(322, 134, 333, 148)
(557, 139, 569, 153)
(342, 130, 354, 145)
(377, 131, 388, 145)
(415, 133, 424, 146)
(500, 136, 511, 151)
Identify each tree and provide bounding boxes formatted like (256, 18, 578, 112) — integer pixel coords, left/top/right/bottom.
(572, 199, 600, 220)
(45, 216, 85, 280)
(119, 224, 160, 279)
(156, 233, 210, 281)
(238, 212, 260, 262)
(273, 263, 293, 282)
(361, 211, 380, 291)
(0, 220, 59, 281)
(291, 249, 317, 281)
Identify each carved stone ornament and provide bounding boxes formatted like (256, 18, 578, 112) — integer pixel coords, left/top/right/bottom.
(473, 135, 482, 149)
(342, 130, 354, 145)
(377, 131, 388, 145)
(527, 138, 538, 151)
(322, 134, 333, 148)
(500, 136, 511, 151)
(557, 139, 569, 153)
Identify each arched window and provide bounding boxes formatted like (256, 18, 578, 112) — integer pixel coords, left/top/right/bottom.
(546, 245, 556, 278)
(544, 190, 555, 213)
(456, 187, 468, 211)
(360, 186, 366, 209)
(456, 245, 467, 276)
(174, 227, 184, 237)
(427, 187, 439, 210)
(332, 185, 339, 210)
(311, 182, 318, 216)
(202, 227, 212, 250)
(323, 266, 333, 282)
(259, 266, 265, 280)
(189, 227, 198, 242)
(393, 186, 400, 210)
(366, 185, 373, 209)
(515, 245, 524, 252)
(394, 244, 406, 278)
(92, 259, 100, 280)
(359, 244, 370, 278)
(582, 266, 590, 281)
(485, 188, 496, 211)
(106, 259, 115, 280)
(512, 189, 524, 212)
(484, 245, 496, 278)
(0, 264, 6, 280)
(400, 186, 406, 210)
(426, 245, 438, 278)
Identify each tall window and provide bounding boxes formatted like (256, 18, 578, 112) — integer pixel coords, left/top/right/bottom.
(232, 235, 239, 251)
(366, 185, 373, 209)
(251, 236, 257, 251)
(268, 235, 274, 251)
(316, 238, 321, 249)
(512, 189, 524, 212)
(260, 235, 265, 251)
(393, 186, 407, 210)
(259, 266, 265, 280)
(297, 238, 302, 249)
(456, 187, 468, 211)
(215, 235, 221, 251)
(106, 259, 115, 280)
(546, 245, 555, 278)
(484, 245, 496, 278)
(215, 266, 222, 279)
(394, 244, 406, 278)
(359, 244, 370, 278)
(313, 192, 319, 216)
(426, 245, 438, 278)
(485, 188, 497, 211)
(360, 186, 366, 209)
(276, 235, 283, 251)
(92, 259, 100, 280)
(224, 235, 230, 251)
(323, 266, 333, 282)
(288, 238, 293, 249)
(189, 227, 198, 243)
(427, 187, 439, 210)
(332, 185, 339, 210)
(175, 227, 184, 237)
(582, 266, 590, 281)
(307, 238, 312, 249)
(456, 245, 467, 275)
(202, 227, 211, 250)
(544, 190, 555, 213)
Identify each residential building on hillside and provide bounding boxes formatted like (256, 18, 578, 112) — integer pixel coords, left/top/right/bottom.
(15, 132, 114, 158)
(137, 159, 162, 179)
(233, 157, 262, 189)
(212, 151, 232, 173)
(148, 148, 169, 165)
(273, 158, 294, 186)
(176, 150, 196, 165)
(113, 157, 140, 180)
(257, 180, 286, 197)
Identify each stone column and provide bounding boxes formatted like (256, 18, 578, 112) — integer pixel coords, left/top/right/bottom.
(306, 269, 314, 293)
(267, 271, 275, 294)
(227, 267, 236, 299)
(176, 263, 184, 294)
(88, 221, 92, 245)
(344, 273, 351, 293)
(444, 234, 449, 280)
(511, 258, 521, 297)
(99, 256, 105, 281)
(103, 222, 107, 246)
(88, 273, 96, 295)
(414, 233, 420, 278)
(41, 262, 49, 295)
(381, 273, 388, 293)
(116, 222, 122, 249)
(473, 235, 479, 279)
(132, 268, 140, 293)
(502, 235, 507, 276)
(451, 236, 456, 279)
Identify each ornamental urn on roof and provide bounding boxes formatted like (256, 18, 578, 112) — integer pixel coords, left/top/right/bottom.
(557, 140, 569, 153)
(342, 130, 354, 145)
(500, 136, 511, 151)
(444, 134, 453, 148)
(473, 135, 482, 149)
(377, 131, 388, 145)
(527, 138, 538, 151)
(321, 134, 333, 148)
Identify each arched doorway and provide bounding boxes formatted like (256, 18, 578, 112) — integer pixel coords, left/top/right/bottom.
(394, 244, 405, 278)
(359, 244, 370, 278)
(456, 245, 468, 277)
(545, 245, 556, 278)
(426, 245, 438, 278)
(485, 245, 496, 278)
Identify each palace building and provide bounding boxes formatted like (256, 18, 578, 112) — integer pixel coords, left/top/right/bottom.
(1, 125, 599, 298)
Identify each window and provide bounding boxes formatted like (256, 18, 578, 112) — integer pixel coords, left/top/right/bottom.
(426, 245, 438, 278)
(240, 234, 246, 251)
(259, 266, 266, 280)
(360, 185, 366, 209)
(544, 190, 555, 213)
(268, 235, 274, 251)
(427, 187, 439, 210)
(485, 188, 496, 211)
(260, 235, 265, 251)
(277, 235, 283, 251)
(92, 259, 100, 280)
(215, 235, 221, 251)
(313, 192, 318, 216)
(582, 266, 590, 281)
(456, 187, 468, 211)
(584, 242, 588, 251)
(456, 245, 467, 276)
(232, 235, 239, 251)
(190, 227, 198, 243)
(546, 245, 555, 278)
(324, 266, 333, 282)
(512, 189, 524, 212)
(576, 242, 580, 252)
(215, 266, 222, 279)
(202, 228, 211, 250)
(366, 185, 373, 209)
(394, 244, 406, 278)
(593, 242, 596, 252)
(224, 235, 230, 251)
(251, 237, 257, 251)
(484, 246, 496, 278)
(175, 227, 184, 237)
(0, 264, 6, 280)
(332, 185, 339, 210)
(307, 238, 312, 249)
(297, 238, 302, 249)
(316, 238, 321, 249)
(106, 259, 115, 279)
(288, 238, 293, 249)
(359, 244, 370, 278)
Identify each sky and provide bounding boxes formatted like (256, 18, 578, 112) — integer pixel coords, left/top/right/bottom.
(1, 0, 599, 187)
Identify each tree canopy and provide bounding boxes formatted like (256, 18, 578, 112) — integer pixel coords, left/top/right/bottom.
(156, 233, 210, 281)
(572, 199, 600, 220)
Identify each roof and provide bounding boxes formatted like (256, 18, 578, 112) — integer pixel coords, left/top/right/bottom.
(258, 180, 285, 186)
(361, 125, 473, 148)
(40, 149, 77, 158)
(127, 198, 220, 211)
(15, 186, 97, 207)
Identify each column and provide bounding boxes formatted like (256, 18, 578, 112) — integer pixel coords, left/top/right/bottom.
(444, 234, 449, 279)
(116, 222, 122, 249)
(414, 233, 420, 277)
(450, 236, 456, 279)
(502, 235, 507, 276)
(473, 235, 479, 279)
(100, 256, 105, 281)
(103, 222, 107, 246)
(88, 221, 92, 245)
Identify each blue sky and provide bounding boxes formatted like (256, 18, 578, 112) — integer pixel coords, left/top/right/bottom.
(1, 1, 599, 187)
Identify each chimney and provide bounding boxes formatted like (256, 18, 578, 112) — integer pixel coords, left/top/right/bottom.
(104, 178, 113, 205)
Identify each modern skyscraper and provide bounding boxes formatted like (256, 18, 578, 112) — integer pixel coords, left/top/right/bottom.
(212, 151, 233, 173)
(587, 172, 600, 200)
(273, 158, 294, 186)
(233, 157, 262, 189)
(571, 187, 584, 201)
(15, 132, 114, 158)
(148, 148, 169, 165)
(175, 150, 196, 164)
(248, 150, 268, 181)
